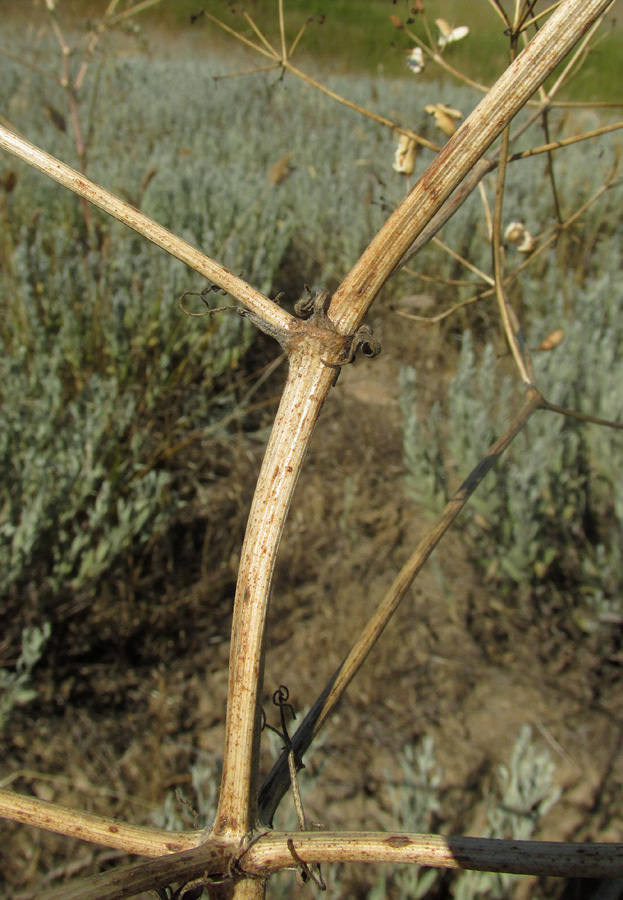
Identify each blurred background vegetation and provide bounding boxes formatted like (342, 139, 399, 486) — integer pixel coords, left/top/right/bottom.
(4, 0, 623, 97)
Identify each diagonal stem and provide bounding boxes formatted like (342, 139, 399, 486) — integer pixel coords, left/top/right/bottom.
(0, 125, 295, 333)
(0, 788, 201, 856)
(258, 388, 543, 824)
(328, 0, 616, 335)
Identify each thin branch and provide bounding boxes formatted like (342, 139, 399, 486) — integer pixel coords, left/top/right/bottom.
(288, 19, 310, 58)
(432, 236, 495, 286)
(0, 45, 59, 84)
(39, 838, 237, 900)
(214, 63, 282, 81)
(394, 291, 487, 324)
(278, 0, 287, 61)
(485, 0, 512, 27)
(403, 29, 490, 94)
(110, 0, 163, 23)
(541, 399, 623, 430)
(282, 60, 440, 152)
(539, 108, 564, 224)
(491, 101, 535, 385)
(403, 165, 619, 328)
(521, 0, 567, 29)
(242, 10, 280, 58)
(200, 10, 291, 62)
(0, 125, 295, 334)
(546, 11, 610, 97)
(202, 10, 440, 152)
(509, 172, 619, 279)
(508, 121, 623, 161)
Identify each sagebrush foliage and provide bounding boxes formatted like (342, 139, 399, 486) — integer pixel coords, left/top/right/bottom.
(0, 39, 399, 598)
(401, 258, 623, 624)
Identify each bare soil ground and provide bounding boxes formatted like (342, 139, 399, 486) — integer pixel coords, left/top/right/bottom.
(2, 298, 623, 900)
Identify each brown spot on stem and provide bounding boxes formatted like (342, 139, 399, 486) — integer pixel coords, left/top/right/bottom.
(385, 835, 413, 848)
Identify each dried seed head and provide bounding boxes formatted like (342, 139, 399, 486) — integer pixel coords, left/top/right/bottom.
(538, 329, 565, 351)
(393, 134, 418, 175)
(504, 221, 535, 253)
(517, 231, 535, 253)
(504, 221, 526, 244)
(435, 18, 469, 48)
(424, 103, 462, 137)
(407, 47, 424, 74)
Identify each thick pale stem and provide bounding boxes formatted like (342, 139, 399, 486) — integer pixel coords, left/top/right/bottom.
(213, 344, 336, 836)
(246, 831, 623, 878)
(0, 125, 295, 333)
(38, 830, 623, 900)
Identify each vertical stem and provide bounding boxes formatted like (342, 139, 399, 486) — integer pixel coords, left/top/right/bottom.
(213, 346, 334, 835)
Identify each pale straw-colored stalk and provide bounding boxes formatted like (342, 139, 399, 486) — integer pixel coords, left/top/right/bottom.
(0, 1, 619, 898)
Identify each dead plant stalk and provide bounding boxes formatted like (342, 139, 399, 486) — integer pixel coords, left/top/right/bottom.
(0, 0, 620, 897)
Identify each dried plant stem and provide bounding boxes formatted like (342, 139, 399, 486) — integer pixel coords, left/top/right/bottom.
(39, 829, 623, 900)
(541, 400, 623, 431)
(315, 389, 542, 725)
(509, 120, 623, 160)
(213, 346, 338, 837)
(491, 117, 535, 385)
(432, 236, 495, 286)
(231, 878, 267, 900)
(366, 9, 611, 276)
(215, 0, 612, 851)
(0, 788, 201, 856)
(200, 9, 440, 152)
(404, 29, 490, 94)
(39, 838, 237, 900)
(0, 125, 294, 333)
(248, 831, 623, 878)
(0, 44, 58, 83)
(403, 171, 619, 327)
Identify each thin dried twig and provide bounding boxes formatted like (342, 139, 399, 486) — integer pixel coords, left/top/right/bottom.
(491, 109, 536, 385)
(508, 121, 623, 161)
